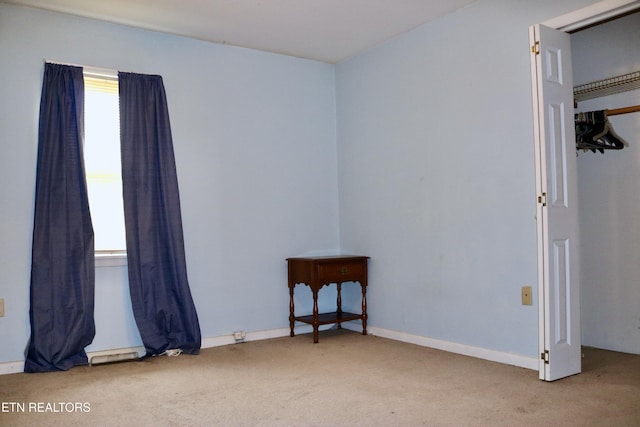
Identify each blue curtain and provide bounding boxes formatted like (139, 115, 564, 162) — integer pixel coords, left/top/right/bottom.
(25, 63, 95, 373)
(119, 72, 201, 356)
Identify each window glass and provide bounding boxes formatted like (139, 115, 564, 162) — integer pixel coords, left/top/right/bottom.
(84, 75, 126, 252)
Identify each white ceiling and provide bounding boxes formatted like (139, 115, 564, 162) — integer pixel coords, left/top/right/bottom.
(4, 0, 477, 63)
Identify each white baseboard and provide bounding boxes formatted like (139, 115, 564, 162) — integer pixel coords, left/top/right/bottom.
(208, 323, 538, 371)
(0, 361, 24, 376)
(201, 328, 291, 348)
(202, 324, 329, 348)
(342, 322, 538, 370)
(0, 347, 147, 375)
(0, 324, 537, 375)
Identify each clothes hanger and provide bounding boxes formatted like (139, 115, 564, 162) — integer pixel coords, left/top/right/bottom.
(575, 109, 629, 153)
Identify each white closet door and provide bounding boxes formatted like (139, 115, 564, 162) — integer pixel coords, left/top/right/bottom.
(530, 24, 581, 381)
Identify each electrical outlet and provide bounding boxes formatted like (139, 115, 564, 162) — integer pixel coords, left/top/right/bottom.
(521, 286, 532, 305)
(233, 331, 246, 342)
(0, 298, 4, 317)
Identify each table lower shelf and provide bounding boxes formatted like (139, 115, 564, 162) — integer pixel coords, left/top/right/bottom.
(294, 311, 362, 325)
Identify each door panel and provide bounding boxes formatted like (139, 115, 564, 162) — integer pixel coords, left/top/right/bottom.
(530, 24, 581, 381)
(552, 238, 569, 344)
(548, 103, 568, 207)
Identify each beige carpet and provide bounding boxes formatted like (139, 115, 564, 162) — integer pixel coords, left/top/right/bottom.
(1, 329, 639, 426)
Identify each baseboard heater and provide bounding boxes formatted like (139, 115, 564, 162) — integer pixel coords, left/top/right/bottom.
(89, 351, 139, 366)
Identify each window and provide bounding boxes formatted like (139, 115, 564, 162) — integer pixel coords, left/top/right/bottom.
(83, 72, 127, 259)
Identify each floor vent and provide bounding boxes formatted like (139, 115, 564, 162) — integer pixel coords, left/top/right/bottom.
(89, 351, 139, 366)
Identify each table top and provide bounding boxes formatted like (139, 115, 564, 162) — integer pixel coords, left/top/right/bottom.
(286, 255, 369, 262)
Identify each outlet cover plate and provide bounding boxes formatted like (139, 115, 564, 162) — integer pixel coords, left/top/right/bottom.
(521, 286, 532, 305)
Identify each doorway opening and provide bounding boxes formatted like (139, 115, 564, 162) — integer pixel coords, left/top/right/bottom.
(530, 0, 640, 381)
(571, 10, 640, 358)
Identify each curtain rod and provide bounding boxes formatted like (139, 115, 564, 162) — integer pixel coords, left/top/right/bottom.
(43, 59, 137, 79)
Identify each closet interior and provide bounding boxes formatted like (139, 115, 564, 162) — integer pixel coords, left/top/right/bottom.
(570, 11, 640, 355)
(574, 71, 640, 153)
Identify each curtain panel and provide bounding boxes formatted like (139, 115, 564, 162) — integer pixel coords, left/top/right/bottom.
(119, 72, 201, 356)
(25, 63, 95, 373)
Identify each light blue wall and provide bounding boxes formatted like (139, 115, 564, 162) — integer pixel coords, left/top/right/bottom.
(335, 0, 599, 357)
(0, 0, 607, 366)
(0, 4, 339, 363)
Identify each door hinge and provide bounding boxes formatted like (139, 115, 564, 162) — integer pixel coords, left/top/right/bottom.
(531, 40, 540, 55)
(537, 192, 547, 207)
(541, 350, 549, 364)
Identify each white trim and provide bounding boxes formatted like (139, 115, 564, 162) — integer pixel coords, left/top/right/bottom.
(0, 346, 146, 375)
(529, 24, 547, 380)
(342, 323, 538, 370)
(201, 325, 329, 348)
(542, 0, 640, 31)
(95, 252, 127, 268)
(0, 361, 24, 375)
(83, 66, 118, 80)
(201, 330, 280, 348)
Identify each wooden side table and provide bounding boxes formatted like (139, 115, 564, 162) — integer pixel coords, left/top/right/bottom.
(287, 255, 369, 343)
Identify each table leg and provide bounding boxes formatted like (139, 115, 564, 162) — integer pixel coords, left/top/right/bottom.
(312, 289, 319, 343)
(336, 282, 342, 330)
(361, 282, 368, 336)
(289, 285, 295, 337)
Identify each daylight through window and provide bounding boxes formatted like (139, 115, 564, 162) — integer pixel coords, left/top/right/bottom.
(84, 73, 126, 253)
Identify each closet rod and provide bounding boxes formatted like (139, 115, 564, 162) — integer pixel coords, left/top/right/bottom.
(607, 104, 640, 116)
